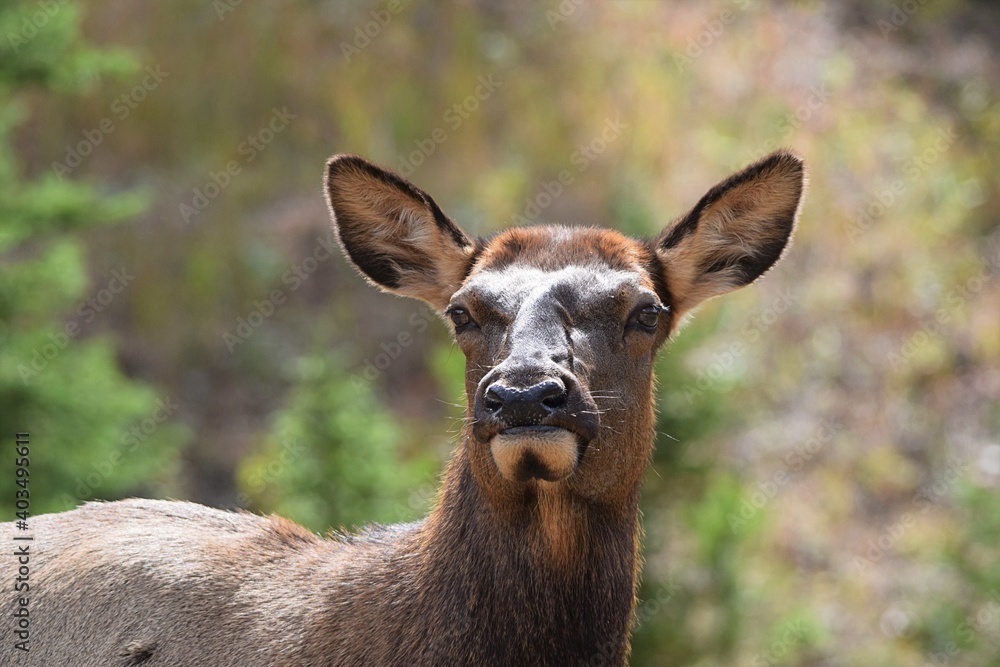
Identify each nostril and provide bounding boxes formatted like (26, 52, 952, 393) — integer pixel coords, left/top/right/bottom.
(483, 385, 505, 412)
(541, 391, 567, 409)
(534, 379, 568, 411)
(488, 383, 541, 407)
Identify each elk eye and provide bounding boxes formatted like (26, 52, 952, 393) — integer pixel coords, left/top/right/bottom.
(448, 307, 472, 329)
(635, 305, 661, 329)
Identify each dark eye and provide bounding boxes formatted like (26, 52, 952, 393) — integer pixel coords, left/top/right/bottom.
(632, 304, 662, 330)
(447, 307, 472, 329)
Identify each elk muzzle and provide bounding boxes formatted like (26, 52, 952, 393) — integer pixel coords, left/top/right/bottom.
(475, 372, 598, 483)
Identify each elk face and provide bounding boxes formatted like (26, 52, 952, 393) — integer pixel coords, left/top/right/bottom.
(448, 228, 670, 490)
(325, 152, 804, 502)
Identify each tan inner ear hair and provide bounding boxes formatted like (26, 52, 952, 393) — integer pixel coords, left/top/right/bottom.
(330, 165, 475, 311)
(657, 169, 802, 317)
(408, 235, 478, 311)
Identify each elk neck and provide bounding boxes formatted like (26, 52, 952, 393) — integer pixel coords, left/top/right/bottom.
(404, 434, 643, 661)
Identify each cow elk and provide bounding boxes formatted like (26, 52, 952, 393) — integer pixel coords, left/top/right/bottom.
(2, 150, 805, 665)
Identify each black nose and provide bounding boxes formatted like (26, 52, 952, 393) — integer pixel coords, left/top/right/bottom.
(483, 378, 568, 426)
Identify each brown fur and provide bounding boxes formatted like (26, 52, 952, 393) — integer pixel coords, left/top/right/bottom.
(478, 226, 652, 274)
(1, 151, 804, 666)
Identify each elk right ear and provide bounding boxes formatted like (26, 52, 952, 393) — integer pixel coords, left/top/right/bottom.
(325, 155, 479, 311)
(653, 151, 805, 318)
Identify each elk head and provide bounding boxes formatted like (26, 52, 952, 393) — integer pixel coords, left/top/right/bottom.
(325, 153, 804, 510)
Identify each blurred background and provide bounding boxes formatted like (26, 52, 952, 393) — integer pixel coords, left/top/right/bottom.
(1, 0, 998, 664)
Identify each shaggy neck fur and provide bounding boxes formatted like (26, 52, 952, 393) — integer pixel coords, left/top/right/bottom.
(416, 448, 640, 665)
(311, 443, 642, 667)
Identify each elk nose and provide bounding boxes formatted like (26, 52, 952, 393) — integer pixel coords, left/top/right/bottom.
(483, 378, 568, 425)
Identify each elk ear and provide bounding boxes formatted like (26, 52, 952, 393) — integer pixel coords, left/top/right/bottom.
(325, 155, 478, 311)
(653, 151, 805, 317)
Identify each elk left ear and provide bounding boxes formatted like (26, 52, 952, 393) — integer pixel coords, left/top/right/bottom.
(653, 150, 805, 317)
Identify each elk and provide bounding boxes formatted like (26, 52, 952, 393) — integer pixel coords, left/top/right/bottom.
(2, 151, 804, 666)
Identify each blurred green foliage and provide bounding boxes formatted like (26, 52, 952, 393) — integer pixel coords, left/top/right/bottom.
(238, 352, 437, 531)
(0, 0, 185, 516)
(4, 1, 999, 665)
